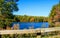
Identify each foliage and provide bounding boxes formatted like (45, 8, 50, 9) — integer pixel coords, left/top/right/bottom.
(0, 0, 18, 19)
(1, 34, 37, 38)
(14, 15, 48, 22)
(48, 3, 60, 27)
(0, 0, 19, 29)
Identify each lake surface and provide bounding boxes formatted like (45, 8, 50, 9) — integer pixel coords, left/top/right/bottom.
(12, 22, 49, 29)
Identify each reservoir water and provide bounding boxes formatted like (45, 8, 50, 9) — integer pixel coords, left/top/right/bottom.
(12, 22, 49, 29)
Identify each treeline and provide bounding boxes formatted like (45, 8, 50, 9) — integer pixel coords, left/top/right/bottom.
(14, 15, 48, 22)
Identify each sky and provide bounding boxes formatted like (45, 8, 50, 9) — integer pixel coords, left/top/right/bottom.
(13, 0, 59, 17)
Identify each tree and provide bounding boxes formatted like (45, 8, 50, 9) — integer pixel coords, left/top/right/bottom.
(0, 0, 19, 18)
(0, 0, 19, 28)
(48, 2, 60, 27)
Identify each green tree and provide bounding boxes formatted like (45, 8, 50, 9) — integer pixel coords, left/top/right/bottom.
(2, 0, 18, 18)
(0, 0, 19, 28)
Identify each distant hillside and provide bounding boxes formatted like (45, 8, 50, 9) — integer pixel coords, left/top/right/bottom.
(14, 15, 48, 22)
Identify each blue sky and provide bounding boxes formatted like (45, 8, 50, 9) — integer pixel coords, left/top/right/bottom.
(13, 0, 59, 17)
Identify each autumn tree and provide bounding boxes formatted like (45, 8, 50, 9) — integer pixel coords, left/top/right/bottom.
(49, 2, 60, 27)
